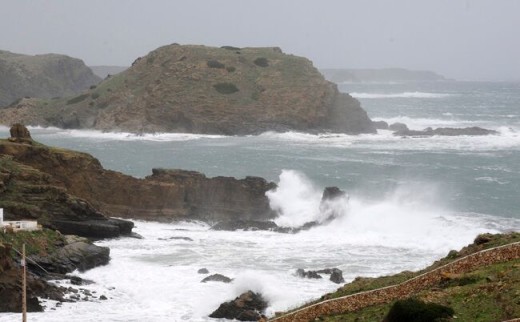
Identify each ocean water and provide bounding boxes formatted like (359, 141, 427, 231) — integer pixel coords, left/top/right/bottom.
(1, 81, 519, 321)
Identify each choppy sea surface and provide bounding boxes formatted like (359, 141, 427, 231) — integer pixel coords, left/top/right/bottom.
(1, 81, 519, 321)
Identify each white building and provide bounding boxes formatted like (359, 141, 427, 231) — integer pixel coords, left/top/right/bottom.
(0, 208, 40, 232)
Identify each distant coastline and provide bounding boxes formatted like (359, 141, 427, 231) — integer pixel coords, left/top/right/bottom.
(320, 68, 448, 83)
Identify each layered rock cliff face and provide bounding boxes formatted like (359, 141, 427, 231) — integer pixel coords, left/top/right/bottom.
(0, 136, 275, 224)
(0, 44, 375, 135)
(0, 50, 101, 107)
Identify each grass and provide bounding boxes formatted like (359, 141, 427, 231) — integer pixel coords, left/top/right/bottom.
(0, 229, 64, 258)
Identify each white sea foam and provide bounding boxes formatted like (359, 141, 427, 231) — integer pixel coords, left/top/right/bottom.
(24, 126, 227, 142)
(2, 171, 517, 322)
(350, 91, 453, 99)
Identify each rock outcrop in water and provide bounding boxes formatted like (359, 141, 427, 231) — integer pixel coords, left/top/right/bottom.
(0, 50, 101, 107)
(209, 290, 268, 321)
(0, 44, 376, 135)
(394, 126, 498, 137)
(0, 127, 275, 225)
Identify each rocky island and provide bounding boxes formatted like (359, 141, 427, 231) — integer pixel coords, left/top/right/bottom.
(0, 44, 375, 135)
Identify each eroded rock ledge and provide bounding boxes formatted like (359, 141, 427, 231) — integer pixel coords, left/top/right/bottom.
(0, 127, 276, 229)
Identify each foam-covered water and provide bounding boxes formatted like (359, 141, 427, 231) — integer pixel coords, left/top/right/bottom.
(1, 81, 519, 321)
(3, 171, 516, 322)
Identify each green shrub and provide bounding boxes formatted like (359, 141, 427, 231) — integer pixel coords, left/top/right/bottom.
(66, 94, 89, 105)
(254, 57, 269, 67)
(91, 93, 100, 99)
(213, 83, 239, 94)
(207, 60, 225, 69)
(89, 85, 97, 89)
(385, 298, 454, 322)
(221, 46, 241, 51)
(226, 66, 236, 73)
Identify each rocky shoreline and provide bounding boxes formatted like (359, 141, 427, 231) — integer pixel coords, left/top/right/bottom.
(0, 230, 112, 312)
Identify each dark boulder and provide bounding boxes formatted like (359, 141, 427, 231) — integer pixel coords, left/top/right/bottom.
(321, 186, 347, 201)
(49, 218, 134, 239)
(329, 268, 345, 284)
(296, 268, 322, 279)
(8, 123, 32, 143)
(209, 290, 268, 321)
(29, 238, 110, 274)
(197, 268, 209, 274)
(201, 273, 232, 283)
(389, 122, 409, 132)
(373, 120, 389, 130)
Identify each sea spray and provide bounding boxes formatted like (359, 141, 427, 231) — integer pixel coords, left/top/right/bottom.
(267, 170, 322, 227)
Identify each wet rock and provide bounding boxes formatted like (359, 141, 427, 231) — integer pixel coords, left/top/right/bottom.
(99, 295, 107, 300)
(389, 122, 409, 132)
(373, 120, 389, 130)
(29, 241, 110, 274)
(201, 273, 232, 283)
(296, 268, 322, 279)
(209, 290, 268, 321)
(158, 236, 193, 241)
(198, 268, 209, 274)
(211, 220, 279, 231)
(395, 126, 498, 137)
(329, 268, 345, 284)
(321, 187, 347, 201)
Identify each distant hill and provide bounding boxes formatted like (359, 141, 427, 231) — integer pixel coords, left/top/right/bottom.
(0, 44, 375, 135)
(89, 65, 128, 79)
(0, 50, 101, 107)
(320, 68, 447, 83)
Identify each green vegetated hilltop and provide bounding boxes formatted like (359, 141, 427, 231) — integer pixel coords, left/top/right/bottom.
(0, 44, 375, 135)
(273, 233, 520, 322)
(0, 50, 101, 107)
(320, 68, 447, 83)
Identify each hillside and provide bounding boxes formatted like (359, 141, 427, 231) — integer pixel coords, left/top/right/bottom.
(0, 50, 101, 107)
(321, 68, 446, 83)
(0, 44, 375, 135)
(271, 233, 520, 322)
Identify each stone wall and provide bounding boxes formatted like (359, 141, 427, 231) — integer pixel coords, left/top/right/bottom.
(270, 242, 520, 321)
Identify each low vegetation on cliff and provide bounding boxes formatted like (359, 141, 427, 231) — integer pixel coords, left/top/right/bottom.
(0, 50, 101, 107)
(0, 44, 375, 135)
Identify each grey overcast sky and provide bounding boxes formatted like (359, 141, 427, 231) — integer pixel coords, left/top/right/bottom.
(1, 0, 519, 80)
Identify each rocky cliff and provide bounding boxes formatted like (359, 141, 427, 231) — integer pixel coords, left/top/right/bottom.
(0, 44, 375, 135)
(0, 50, 101, 107)
(0, 130, 275, 225)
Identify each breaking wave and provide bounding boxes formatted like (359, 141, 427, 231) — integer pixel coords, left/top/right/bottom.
(350, 91, 453, 99)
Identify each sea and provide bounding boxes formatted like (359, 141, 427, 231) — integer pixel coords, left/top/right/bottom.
(1, 80, 519, 321)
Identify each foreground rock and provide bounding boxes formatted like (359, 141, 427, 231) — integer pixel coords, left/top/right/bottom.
(394, 126, 498, 136)
(201, 273, 232, 283)
(0, 44, 376, 135)
(29, 236, 110, 274)
(209, 290, 268, 321)
(0, 230, 109, 312)
(0, 50, 101, 107)
(0, 132, 275, 224)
